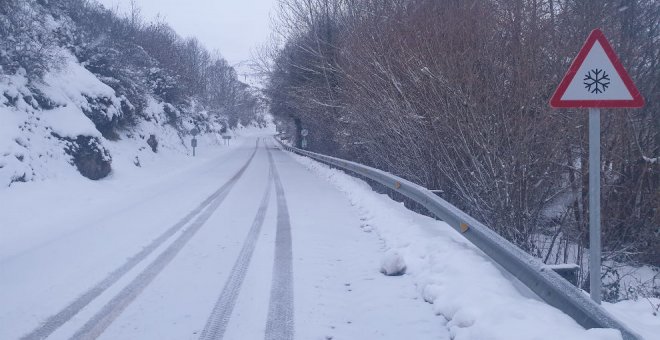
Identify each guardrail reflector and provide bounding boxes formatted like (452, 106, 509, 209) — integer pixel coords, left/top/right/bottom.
(460, 223, 469, 233)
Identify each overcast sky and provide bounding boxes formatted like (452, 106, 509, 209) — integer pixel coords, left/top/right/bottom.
(97, 0, 278, 81)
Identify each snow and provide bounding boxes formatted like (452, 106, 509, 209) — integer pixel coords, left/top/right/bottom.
(0, 53, 113, 185)
(0, 136, 244, 262)
(380, 249, 407, 276)
(545, 263, 580, 270)
(274, 143, 448, 340)
(0, 125, 268, 263)
(1, 126, 655, 339)
(286, 151, 633, 340)
(0, 48, 237, 186)
(40, 104, 101, 138)
(642, 156, 658, 164)
(0, 131, 270, 339)
(0, 73, 29, 151)
(605, 298, 660, 340)
(0, 131, 441, 340)
(39, 51, 122, 123)
(0, 107, 23, 151)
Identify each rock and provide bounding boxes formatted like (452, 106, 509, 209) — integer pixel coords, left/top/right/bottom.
(60, 135, 112, 180)
(82, 95, 119, 140)
(147, 134, 158, 153)
(9, 173, 27, 185)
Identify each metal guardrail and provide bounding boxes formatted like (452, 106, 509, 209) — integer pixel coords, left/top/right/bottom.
(276, 139, 641, 340)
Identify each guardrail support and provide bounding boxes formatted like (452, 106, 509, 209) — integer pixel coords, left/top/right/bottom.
(547, 264, 580, 287)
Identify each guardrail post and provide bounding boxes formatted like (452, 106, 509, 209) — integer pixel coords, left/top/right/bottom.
(547, 264, 580, 287)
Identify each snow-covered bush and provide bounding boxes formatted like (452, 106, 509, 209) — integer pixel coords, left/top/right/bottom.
(0, 1, 62, 79)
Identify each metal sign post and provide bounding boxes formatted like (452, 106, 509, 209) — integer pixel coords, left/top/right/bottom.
(588, 108, 601, 303)
(550, 29, 644, 304)
(301, 128, 309, 149)
(191, 128, 199, 157)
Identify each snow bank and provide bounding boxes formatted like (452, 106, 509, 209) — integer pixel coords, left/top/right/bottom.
(287, 151, 630, 340)
(40, 104, 100, 139)
(604, 298, 660, 340)
(0, 132, 249, 262)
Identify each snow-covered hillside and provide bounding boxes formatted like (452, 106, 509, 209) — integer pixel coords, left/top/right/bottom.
(0, 52, 227, 186)
(0, 0, 263, 187)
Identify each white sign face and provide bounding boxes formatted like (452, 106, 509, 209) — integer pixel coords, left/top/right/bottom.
(301, 129, 309, 137)
(560, 41, 632, 101)
(550, 29, 643, 108)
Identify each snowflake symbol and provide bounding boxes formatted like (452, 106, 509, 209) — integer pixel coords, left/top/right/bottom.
(583, 68, 610, 94)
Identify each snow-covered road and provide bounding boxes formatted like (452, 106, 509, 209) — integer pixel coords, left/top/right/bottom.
(1, 132, 654, 340)
(0, 135, 445, 340)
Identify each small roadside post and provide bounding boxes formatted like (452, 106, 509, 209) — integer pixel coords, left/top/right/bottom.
(550, 29, 644, 304)
(222, 134, 231, 146)
(301, 128, 309, 149)
(191, 128, 199, 157)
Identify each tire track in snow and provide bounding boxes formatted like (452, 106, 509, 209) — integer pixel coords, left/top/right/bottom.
(69, 143, 260, 340)
(198, 160, 273, 340)
(21, 141, 259, 340)
(264, 144, 294, 340)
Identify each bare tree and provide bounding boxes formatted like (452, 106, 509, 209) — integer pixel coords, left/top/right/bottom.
(267, 0, 659, 300)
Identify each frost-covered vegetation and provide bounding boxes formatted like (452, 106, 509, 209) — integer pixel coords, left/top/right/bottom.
(0, 0, 264, 184)
(265, 0, 659, 301)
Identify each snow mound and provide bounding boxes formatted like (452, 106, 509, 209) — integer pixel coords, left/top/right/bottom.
(380, 249, 407, 276)
(604, 298, 660, 340)
(38, 52, 121, 135)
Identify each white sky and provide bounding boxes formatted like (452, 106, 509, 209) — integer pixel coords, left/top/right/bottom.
(96, 0, 278, 82)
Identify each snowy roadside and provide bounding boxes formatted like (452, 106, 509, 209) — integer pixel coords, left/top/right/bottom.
(285, 150, 659, 340)
(0, 125, 265, 263)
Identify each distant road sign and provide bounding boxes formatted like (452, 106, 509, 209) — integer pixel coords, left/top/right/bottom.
(191, 138, 197, 147)
(191, 128, 200, 136)
(301, 129, 309, 137)
(550, 29, 644, 108)
(222, 135, 231, 140)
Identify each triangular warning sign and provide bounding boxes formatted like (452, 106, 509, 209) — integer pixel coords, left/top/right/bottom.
(550, 29, 644, 108)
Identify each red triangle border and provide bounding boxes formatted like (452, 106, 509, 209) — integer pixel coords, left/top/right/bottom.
(549, 29, 644, 109)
